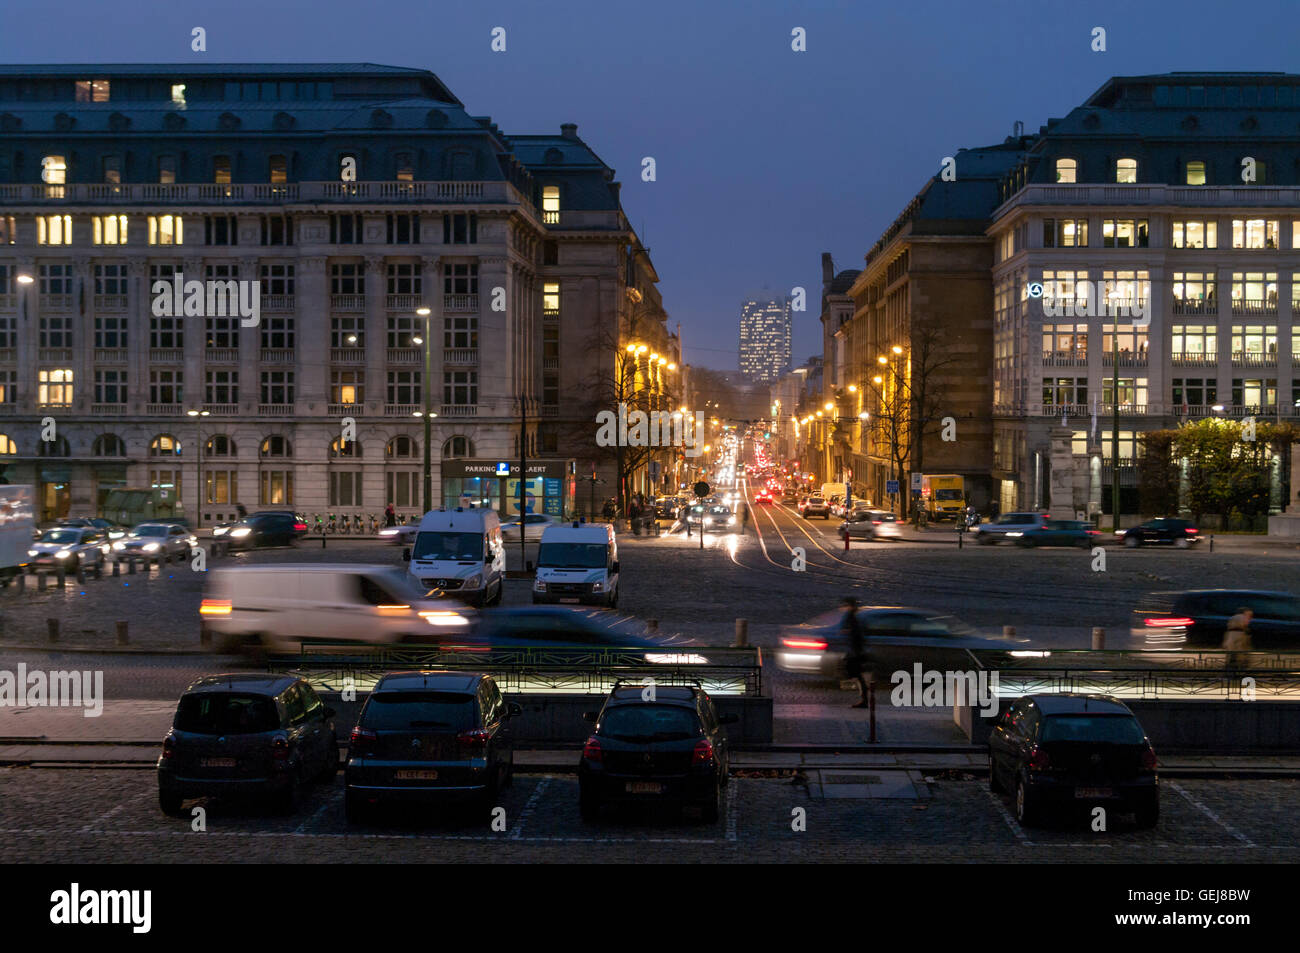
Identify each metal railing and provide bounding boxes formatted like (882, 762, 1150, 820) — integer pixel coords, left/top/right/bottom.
(330, 294, 366, 311)
(0, 180, 524, 206)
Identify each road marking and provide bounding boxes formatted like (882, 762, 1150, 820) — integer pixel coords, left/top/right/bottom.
(984, 788, 1032, 846)
(1169, 782, 1256, 847)
(79, 790, 151, 832)
(292, 792, 336, 835)
(510, 776, 550, 840)
(725, 781, 738, 841)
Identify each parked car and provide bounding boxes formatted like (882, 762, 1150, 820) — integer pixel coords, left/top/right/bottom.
(776, 605, 1026, 677)
(1132, 589, 1300, 649)
(158, 674, 338, 816)
(56, 517, 128, 539)
(112, 522, 196, 560)
(973, 512, 1051, 545)
(345, 671, 519, 822)
(28, 526, 111, 571)
(988, 693, 1158, 828)
(838, 510, 901, 541)
(578, 684, 735, 822)
(224, 511, 305, 549)
(828, 496, 845, 518)
(802, 497, 831, 519)
(501, 513, 559, 541)
(1017, 519, 1102, 548)
(1118, 518, 1200, 548)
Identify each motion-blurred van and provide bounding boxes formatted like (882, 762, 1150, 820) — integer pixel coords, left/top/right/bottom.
(532, 522, 619, 608)
(404, 508, 505, 607)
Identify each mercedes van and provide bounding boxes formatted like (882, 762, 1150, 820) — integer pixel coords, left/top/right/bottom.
(532, 522, 619, 608)
(405, 508, 505, 607)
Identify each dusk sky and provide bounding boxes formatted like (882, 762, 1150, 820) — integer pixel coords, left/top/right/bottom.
(4, 0, 1297, 370)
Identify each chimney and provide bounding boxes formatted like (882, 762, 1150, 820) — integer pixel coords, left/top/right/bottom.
(560, 123, 578, 139)
(821, 252, 834, 286)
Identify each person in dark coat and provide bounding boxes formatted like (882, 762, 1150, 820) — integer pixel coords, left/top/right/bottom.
(841, 596, 870, 708)
(384, 504, 396, 527)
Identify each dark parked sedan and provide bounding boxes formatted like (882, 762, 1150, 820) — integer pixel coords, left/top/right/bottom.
(345, 671, 518, 822)
(158, 674, 338, 816)
(225, 511, 304, 549)
(1119, 517, 1200, 548)
(1133, 588, 1300, 649)
(989, 693, 1158, 828)
(1017, 519, 1102, 548)
(578, 684, 734, 822)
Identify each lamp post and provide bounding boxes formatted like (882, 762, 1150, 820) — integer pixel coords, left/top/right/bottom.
(414, 307, 434, 513)
(186, 409, 210, 527)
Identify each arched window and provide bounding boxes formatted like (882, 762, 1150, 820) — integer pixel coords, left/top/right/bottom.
(387, 435, 417, 458)
(150, 434, 181, 456)
(0, 435, 16, 455)
(37, 436, 70, 457)
(330, 436, 360, 458)
(205, 434, 236, 457)
(93, 433, 125, 457)
(1116, 157, 1138, 184)
(260, 435, 292, 457)
(443, 436, 474, 458)
(1055, 158, 1077, 184)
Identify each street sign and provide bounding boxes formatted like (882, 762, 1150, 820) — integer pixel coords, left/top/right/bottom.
(693, 481, 710, 498)
(495, 462, 510, 476)
(886, 479, 899, 495)
(911, 472, 923, 492)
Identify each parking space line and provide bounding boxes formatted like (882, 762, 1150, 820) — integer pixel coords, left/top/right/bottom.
(292, 789, 338, 835)
(79, 790, 151, 832)
(725, 782, 738, 841)
(1169, 782, 1256, 847)
(984, 789, 1032, 846)
(509, 776, 550, 840)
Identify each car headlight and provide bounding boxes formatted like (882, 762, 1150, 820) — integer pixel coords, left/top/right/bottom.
(591, 581, 603, 592)
(418, 610, 470, 627)
(212, 526, 228, 536)
(728, 516, 736, 525)
(189, 536, 198, 545)
(55, 550, 71, 559)
(112, 542, 125, 551)
(230, 527, 251, 538)
(143, 543, 160, 552)
(465, 574, 482, 589)
(533, 579, 547, 591)
(27, 550, 36, 558)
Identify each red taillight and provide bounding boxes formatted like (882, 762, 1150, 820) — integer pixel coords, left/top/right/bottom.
(1087, 530, 1100, 536)
(350, 726, 377, 747)
(1186, 527, 1198, 534)
(294, 522, 307, 531)
(161, 736, 174, 760)
(1145, 616, 1194, 627)
(782, 637, 828, 651)
(1142, 746, 1158, 771)
(872, 520, 882, 525)
(1027, 746, 1050, 771)
(582, 736, 602, 762)
(271, 736, 289, 760)
(693, 738, 715, 766)
(457, 728, 490, 750)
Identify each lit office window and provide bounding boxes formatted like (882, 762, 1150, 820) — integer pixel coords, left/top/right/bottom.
(542, 185, 561, 222)
(171, 84, 186, 106)
(1116, 158, 1138, 183)
(41, 155, 67, 185)
(37, 215, 73, 245)
(75, 80, 110, 102)
(158, 156, 177, 185)
(1185, 160, 1206, 185)
(93, 215, 128, 245)
(38, 369, 73, 406)
(1054, 159, 1077, 183)
(149, 215, 184, 245)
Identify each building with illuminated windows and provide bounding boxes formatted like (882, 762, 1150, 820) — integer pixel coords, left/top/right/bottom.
(738, 294, 791, 382)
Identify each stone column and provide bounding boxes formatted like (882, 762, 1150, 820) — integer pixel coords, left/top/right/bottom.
(364, 254, 386, 419)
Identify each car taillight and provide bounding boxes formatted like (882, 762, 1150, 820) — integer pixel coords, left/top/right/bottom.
(161, 736, 174, 760)
(1145, 616, 1194, 627)
(782, 637, 828, 651)
(199, 599, 232, 616)
(1027, 746, 1050, 771)
(271, 736, 289, 760)
(350, 726, 377, 748)
(1186, 527, 1198, 534)
(457, 728, 490, 750)
(294, 522, 307, 531)
(1141, 746, 1158, 771)
(693, 738, 715, 765)
(582, 736, 602, 762)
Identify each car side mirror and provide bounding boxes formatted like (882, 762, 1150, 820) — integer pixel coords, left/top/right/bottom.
(322, 706, 336, 719)
(402, 548, 411, 562)
(719, 713, 739, 725)
(582, 710, 599, 722)
(508, 702, 523, 718)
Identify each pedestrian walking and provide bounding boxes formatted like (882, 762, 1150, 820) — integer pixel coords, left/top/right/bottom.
(740, 501, 750, 534)
(841, 596, 870, 708)
(1223, 606, 1253, 670)
(384, 503, 396, 528)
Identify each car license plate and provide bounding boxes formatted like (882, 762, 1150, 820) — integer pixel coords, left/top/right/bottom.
(200, 758, 236, 768)
(396, 769, 438, 780)
(560, 597, 580, 604)
(626, 781, 662, 795)
(1075, 786, 1113, 799)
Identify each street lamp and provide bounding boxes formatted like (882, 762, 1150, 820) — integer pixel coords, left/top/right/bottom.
(186, 409, 210, 528)
(416, 306, 433, 512)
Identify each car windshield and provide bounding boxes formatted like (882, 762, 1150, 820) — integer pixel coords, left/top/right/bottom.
(413, 531, 482, 561)
(1041, 714, 1145, 744)
(538, 542, 608, 569)
(134, 525, 168, 537)
(599, 704, 701, 742)
(175, 693, 280, 734)
(809, 498, 824, 504)
(709, 506, 730, 516)
(40, 529, 80, 543)
(363, 692, 477, 731)
(934, 489, 963, 501)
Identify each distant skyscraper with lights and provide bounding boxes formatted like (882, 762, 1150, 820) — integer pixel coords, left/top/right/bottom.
(738, 294, 791, 382)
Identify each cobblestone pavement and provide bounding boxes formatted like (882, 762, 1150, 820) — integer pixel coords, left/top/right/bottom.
(0, 768, 1294, 862)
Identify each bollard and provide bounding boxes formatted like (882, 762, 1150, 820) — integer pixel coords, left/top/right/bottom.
(46, 618, 58, 643)
(116, 620, 128, 646)
(112, 560, 120, 577)
(128, 558, 137, 575)
(734, 618, 748, 647)
(76, 565, 86, 585)
(868, 678, 877, 743)
(1210, 534, 1215, 553)
(958, 524, 964, 549)
(16, 573, 24, 593)
(1003, 625, 1016, 639)
(845, 529, 850, 551)
(37, 572, 47, 592)
(56, 565, 66, 589)
(1092, 627, 1105, 650)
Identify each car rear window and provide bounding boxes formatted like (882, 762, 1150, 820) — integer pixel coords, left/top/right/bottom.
(599, 704, 702, 742)
(1041, 714, 1145, 744)
(175, 693, 280, 734)
(362, 691, 477, 731)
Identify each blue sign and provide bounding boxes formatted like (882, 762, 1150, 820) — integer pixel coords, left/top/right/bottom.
(495, 462, 510, 476)
(886, 479, 900, 495)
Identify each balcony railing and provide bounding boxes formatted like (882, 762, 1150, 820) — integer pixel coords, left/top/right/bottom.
(996, 183, 1300, 216)
(261, 295, 295, 312)
(444, 294, 478, 313)
(543, 210, 560, 225)
(444, 348, 478, 365)
(39, 347, 73, 363)
(205, 347, 239, 363)
(439, 404, 477, 417)
(384, 404, 421, 417)
(90, 403, 126, 415)
(40, 295, 73, 311)
(202, 403, 240, 416)
(544, 210, 623, 230)
(330, 348, 366, 364)
(543, 308, 560, 321)
(1041, 404, 1089, 417)
(1102, 352, 1149, 367)
(1231, 351, 1277, 367)
(260, 348, 294, 363)
(1100, 404, 1149, 416)
(1172, 298, 1215, 316)
(330, 294, 366, 311)
(0, 180, 522, 206)
(93, 294, 128, 311)
(258, 403, 295, 416)
(1171, 351, 1218, 365)
(540, 406, 559, 417)
(386, 347, 421, 364)
(94, 348, 127, 363)
(386, 294, 423, 311)
(1041, 350, 1088, 366)
(1231, 298, 1277, 316)
(149, 348, 184, 363)
(328, 402, 363, 416)
(147, 403, 183, 415)
(542, 356, 560, 370)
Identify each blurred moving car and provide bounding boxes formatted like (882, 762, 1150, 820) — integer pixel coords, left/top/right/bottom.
(501, 513, 559, 541)
(224, 511, 306, 549)
(776, 605, 1026, 677)
(345, 671, 518, 822)
(973, 512, 1051, 545)
(377, 523, 419, 545)
(578, 684, 734, 822)
(753, 489, 773, 504)
(1017, 519, 1102, 548)
(988, 693, 1158, 828)
(1132, 588, 1300, 649)
(200, 564, 468, 654)
(56, 516, 128, 539)
(781, 492, 799, 505)
(686, 504, 736, 532)
(29, 526, 111, 571)
(802, 497, 831, 519)
(838, 510, 901, 541)
(158, 674, 338, 816)
(470, 606, 682, 649)
(111, 522, 196, 560)
(1118, 518, 1200, 549)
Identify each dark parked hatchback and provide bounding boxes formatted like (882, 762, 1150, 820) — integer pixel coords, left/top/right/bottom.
(345, 671, 519, 822)
(226, 511, 305, 549)
(1134, 589, 1300, 649)
(158, 675, 338, 816)
(1120, 517, 1200, 548)
(578, 684, 735, 822)
(989, 693, 1158, 828)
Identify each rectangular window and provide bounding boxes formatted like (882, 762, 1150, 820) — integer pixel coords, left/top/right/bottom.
(1231, 378, 1277, 410)
(443, 262, 478, 295)
(213, 156, 231, 185)
(1101, 270, 1151, 314)
(386, 370, 420, 405)
(41, 156, 67, 185)
(75, 80, 110, 103)
(149, 369, 183, 404)
(330, 262, 363, 295)
(330, 213, 363, 244)
(148, 215, 184, 245)
(386, 471, 417, 508)
(542, 185, 561, 220)
(260, 370, 294, 404)
(0, 315, 16, 350)
(1041, 323, 1088, 359)
(260, 214, 293, 246)
(331, 369, 364, 404)
(40, 263, 73, 296)
(204, 215, 238, 246)
(150, 314, 183, 350)
(1231, 272, 1278, 310)
(38, 368, 73, 406)
(1171, 220, 1216, 249)
(37, 214, 72, 245)
(443, 213, 478, 244)
(1041, 218, 1088, 248)
(205, 313, 238, 349)
(1185, 160, 1206, 185)
(1171, 378, 1217, 408)
(386, 263, 420, 295)
(260, 314, 294, 349)
(94, 313, 127, 349)
(158, 156, 177, 185)
(543, 324, 560, 361)
(39, 315, 74, 348)
(205, 369, 239, 405)
(1232, 219, 1279, 249)
(443, 315, 478, 349)
(150, 469, 181, 502)
(331, 314, 364, 348)
(260, 471, 294, 506)
(0, 368, 17, 403)
(204, 471, 237, 505)
(268, 155, 287, 184)
(1101, 324, 1150, 359)
(386, 314, 419, 348)
(1115, 158, 1138, 183)
(329, 471, 363, 507)
(443, 370, 477, 405)
(93, 369, 126, 404)
(1040, 377, 1088, 406)
(543, 282, 560, 314)
(0, 216, 15, 244)
(1171, 324, 1218, 359)
(1102, 219, 1148, 248)
(92, 214, 128, 245)
(387, 213, 419, 244)
(1101, 379, 1148, 408)
(258, 263, 294, 296)
(543, 373, 559, 406)
(1171, 272, 1216, 306)
(1230, 324, 1278, 358)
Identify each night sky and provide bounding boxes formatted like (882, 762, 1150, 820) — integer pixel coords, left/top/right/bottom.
(3, 0, 1296, 370)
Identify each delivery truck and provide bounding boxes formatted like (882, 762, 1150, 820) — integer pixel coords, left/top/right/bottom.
(0, 485, 35, 586)
(921, 474, 965, 521)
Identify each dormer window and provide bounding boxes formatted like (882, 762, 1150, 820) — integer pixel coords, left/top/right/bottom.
(269, 155, 287, 184)
(158, 156, 177, 185)
(1116, 158, 1138, 183)
(75, 79, 110, 103)
(1054, 159, 1077, 184)
(171, 84, 187, 107)
(1185, 160, 1206, 186)
(542, 185, 560, 224)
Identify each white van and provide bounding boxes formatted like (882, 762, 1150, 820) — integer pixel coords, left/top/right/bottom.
(200, 564, 470, 654)
(405, 507, 505, 607)
(532, 522, 619, 608)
